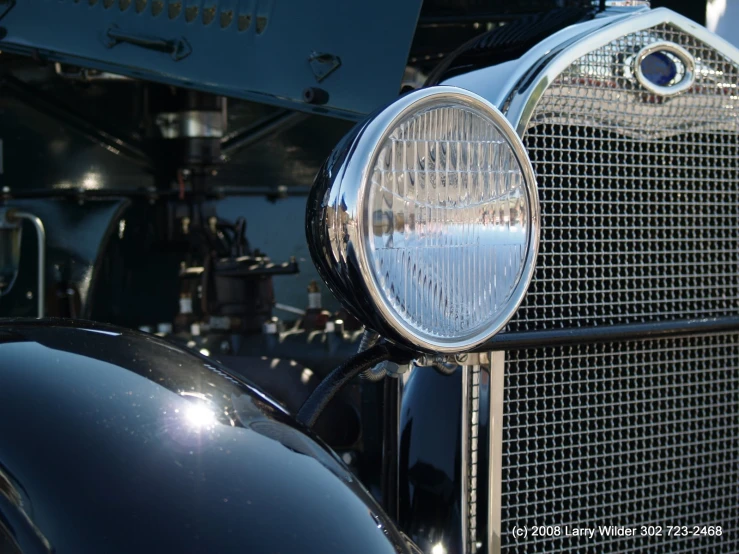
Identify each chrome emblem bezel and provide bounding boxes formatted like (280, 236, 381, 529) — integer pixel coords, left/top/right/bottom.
(634, 41, 696, 96)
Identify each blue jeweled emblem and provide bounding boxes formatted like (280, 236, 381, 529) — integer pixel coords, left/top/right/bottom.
(640, 51, 678, 87)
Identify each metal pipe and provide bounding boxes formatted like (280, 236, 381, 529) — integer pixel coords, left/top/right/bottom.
(10, 212, 45, 318)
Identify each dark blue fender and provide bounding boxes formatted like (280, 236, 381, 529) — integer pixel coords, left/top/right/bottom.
(0, 319, 414, 554)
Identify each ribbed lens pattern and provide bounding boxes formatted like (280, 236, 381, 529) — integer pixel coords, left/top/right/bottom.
(503, 334, 739, 553)
(508, 24, 739, 332)
(366, 103, 531, 342)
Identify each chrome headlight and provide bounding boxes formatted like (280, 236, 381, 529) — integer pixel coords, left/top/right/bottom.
(307, 86, 539, 353)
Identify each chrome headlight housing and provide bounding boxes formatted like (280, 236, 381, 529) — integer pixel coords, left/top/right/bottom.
(307, 86, 539, 353)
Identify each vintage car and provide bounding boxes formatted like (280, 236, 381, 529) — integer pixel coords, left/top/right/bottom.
(0, 0, 736, 552)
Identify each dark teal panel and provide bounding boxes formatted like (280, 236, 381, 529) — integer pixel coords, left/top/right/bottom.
(0, 0, 423, 120)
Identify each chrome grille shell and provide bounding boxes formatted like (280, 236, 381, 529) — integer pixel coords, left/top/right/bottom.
(446, 7, 739, 554)
(510, 22, 739, 331)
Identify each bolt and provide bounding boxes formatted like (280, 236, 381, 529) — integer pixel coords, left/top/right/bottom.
(384, 361, 408, 377)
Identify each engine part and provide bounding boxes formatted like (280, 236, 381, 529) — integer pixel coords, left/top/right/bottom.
(179, 254, 298, 334)
(0, 209, 45, 317)
(0, 208, 22, 297)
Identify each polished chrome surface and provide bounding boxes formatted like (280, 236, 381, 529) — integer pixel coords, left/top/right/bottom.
(364, 98, 533, 348)
(443, 13, 638, 115)
(8, 211, 45, 318)
(461, 364, 481, 554)
(460, 365, 469, 554)
(597, 0, 650, 8)
(508, 16, 739, 331)
(633, 41, 696, 96)
(445, 7, 739, 553)
(506, 9, 739, 136)
(309, 86, 540, 353)
(486, 352, 505, 554)
(446, 6, 739, 553)
(449, 8, 739, 332)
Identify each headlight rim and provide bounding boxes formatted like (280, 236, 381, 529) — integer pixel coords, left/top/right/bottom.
(311, 85, 541, 353)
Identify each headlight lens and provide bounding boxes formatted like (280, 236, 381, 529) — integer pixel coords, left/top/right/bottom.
(308, 87, 539, 352)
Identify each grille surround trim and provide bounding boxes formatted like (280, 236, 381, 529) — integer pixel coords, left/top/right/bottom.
(511, 21, 739, 331)
(448, 7, 739, 339)
(444, 8, 739, 554)
(503, 7, 739, 136)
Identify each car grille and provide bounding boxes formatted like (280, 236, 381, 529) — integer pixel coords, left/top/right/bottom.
(498, 21, 739, 554)
(502, 333, 739, 553)
(506, 23, 739, 333)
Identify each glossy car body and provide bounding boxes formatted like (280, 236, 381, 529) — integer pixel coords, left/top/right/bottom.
(0, 1, 733, 553)
(0, 319, 412, 553)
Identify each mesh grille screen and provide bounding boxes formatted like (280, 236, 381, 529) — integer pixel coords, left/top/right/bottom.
(507, 23, 739, 332)
(502, 333, 739, 553)
(498, 22, 739, 554)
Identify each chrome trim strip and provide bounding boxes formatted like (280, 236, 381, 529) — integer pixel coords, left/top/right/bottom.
(600, 0, 650, 9)
(473, 317, 739, 351)
(444, 13, 638, 114)
(461, 363, 482, 554)
(461, 365, 470, 554)
(487, 352, 505, 554)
